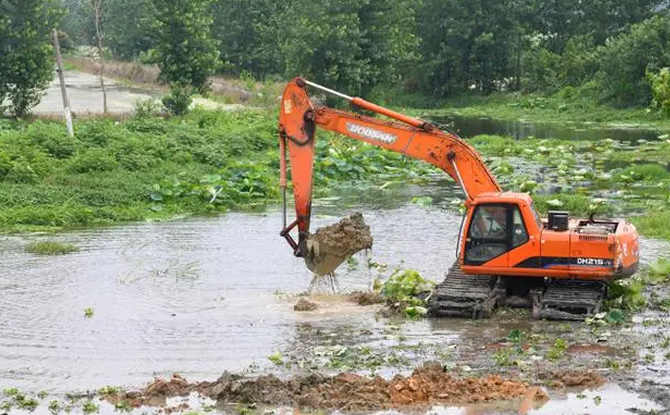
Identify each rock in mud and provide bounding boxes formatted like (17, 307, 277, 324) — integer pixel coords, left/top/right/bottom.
(294, 297, 318, 311)
(304, 213, 373, 276)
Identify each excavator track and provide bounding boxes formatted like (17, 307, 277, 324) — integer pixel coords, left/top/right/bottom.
(430, 264, 499, 319)
(535, 280, 606, 321)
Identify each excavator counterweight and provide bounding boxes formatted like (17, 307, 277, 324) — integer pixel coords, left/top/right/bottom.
(278, 78, 640, 320)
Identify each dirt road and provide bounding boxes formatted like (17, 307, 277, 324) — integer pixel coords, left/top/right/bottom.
(32, 70, 157, 115)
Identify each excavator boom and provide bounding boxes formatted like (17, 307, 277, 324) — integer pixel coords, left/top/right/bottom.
(279, 77, 500, 255)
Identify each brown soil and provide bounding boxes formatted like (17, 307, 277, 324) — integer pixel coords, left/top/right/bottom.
(304, 213, 373, 276)
(294, 297, 318, 311)
(348, 291, 385, 306)
(567, 344, 615, 355)
(106, 363, 547, 411)
(547, 370, 605, 389)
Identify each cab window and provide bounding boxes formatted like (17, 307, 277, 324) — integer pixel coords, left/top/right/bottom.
(465, 204, 529, 265)
(512, 207, 529, 248)
(465, 205, 508, 264)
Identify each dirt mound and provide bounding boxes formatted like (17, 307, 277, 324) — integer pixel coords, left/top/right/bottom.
(547, 370, 605, 389)
(304, 213, 373, 276)
(388, 363, 547, 406)
(108, 363, 547, 411)
(294, 297, 318, 311)
(348, 291, 385, 306)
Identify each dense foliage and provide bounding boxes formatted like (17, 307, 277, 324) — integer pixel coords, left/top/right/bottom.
(0, 0, 62, 116)
(55, 0, 670, 108)
(149, 0, 220, 93)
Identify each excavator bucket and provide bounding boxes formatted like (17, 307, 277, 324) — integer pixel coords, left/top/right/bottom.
(303, 213, 373, 275)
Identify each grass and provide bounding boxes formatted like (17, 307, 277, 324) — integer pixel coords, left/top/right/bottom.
(631, 212, 670, 241)
(25, 241, 78, 255)
(0, 108, 436, 233)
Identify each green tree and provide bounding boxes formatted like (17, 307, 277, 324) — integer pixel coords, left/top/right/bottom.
(597, 15, 670, 106)
(0, 0, 63, 117)
(416, 0, 520, 95)
(150, 0, 220, 92)
(276, 0, 419, 98)
(211, 0, 287, 78)
(104, 0, 154, 60)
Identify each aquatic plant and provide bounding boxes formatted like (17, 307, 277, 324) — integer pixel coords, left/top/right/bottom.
(546, 338, 568, 361)
(24, 241, 78, 255)
(267, 352, 283, 366)
(382, 269, 435, 318)
(82, 400, 99, 414)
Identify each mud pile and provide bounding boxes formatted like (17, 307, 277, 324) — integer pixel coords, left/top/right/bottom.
(107, 363, 547, 411)
(348, 290, 385, 305)
(304, 213, 373, 275)
(294, 297, 318, 311)
(547, 370, 605, 389)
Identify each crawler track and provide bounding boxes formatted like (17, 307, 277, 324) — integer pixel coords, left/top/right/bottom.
(429, 264, 498, 318)
(536, 280, 606, 321)
(430, 263, 606, 321)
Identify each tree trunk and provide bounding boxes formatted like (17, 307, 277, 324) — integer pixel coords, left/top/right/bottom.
(93, 0, 107, 114)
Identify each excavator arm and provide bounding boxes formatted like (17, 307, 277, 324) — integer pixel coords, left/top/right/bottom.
(279, 77, 501, 256)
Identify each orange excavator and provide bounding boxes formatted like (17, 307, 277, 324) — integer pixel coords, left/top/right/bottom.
(278, 77, 639, 320)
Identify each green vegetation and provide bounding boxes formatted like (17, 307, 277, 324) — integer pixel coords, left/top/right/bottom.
(382, 269, 435, 318)
(0, 0, 62, 116)
(82, 400, 99, 414)
(84, 307, 94, 318)
(150, 0, 219, 97)
(0, 109, 436, 233)
(1, 388, 39, 411)
(326, 345, 408, 371)
(546, 338, 568, 361)
(267, 352, 283, 366)
(605, 258, 670, 317)
(24, 240, 78, 255)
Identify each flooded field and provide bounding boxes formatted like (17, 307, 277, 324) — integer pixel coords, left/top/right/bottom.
(1, 178, 669, 413)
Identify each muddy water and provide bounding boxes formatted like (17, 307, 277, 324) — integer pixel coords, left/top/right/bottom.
(1, 182, 668, 413)
(0, 183, 462, 393)
(428, 113, 665, 141)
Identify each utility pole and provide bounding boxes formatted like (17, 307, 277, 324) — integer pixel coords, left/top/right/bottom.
(52, 29, 74, 137)
(92, 0, 108, 114)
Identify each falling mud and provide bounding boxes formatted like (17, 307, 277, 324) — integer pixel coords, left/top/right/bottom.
(304, 213, 373, 275)
(105, 363, 548, 411)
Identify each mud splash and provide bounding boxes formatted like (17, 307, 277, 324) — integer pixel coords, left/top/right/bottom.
(304, 213, 373, 275)
(105, 363, 548, 411)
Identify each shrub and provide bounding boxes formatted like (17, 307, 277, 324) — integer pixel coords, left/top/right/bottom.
(162, 85, 194, 116)
(133, 99, 162, 118)
(68, 149, 119, 173)
(647, 67, 670, 116)
(26, 122, 77, 158)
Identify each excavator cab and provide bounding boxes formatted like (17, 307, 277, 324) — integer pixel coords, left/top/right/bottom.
(464, 202, 529, 266)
